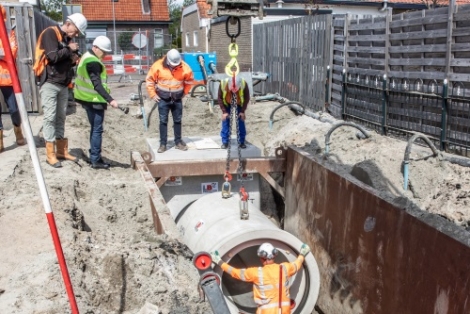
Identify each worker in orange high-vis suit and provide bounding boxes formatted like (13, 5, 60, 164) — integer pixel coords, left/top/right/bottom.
(211, 242, 311, 314)
(0, 5, 25, 153)
(145, 49, 194, 153)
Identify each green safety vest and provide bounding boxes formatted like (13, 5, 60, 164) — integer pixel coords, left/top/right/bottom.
(221, 78, 245, 107)
(74, 52, 110, 103)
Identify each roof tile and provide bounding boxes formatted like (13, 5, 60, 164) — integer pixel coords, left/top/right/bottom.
(70, 0, 170, 22)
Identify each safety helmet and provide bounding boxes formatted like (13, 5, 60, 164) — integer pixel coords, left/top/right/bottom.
(228, 75, 243, 92)
(257, 243, 278, 260)
(93, 36, 112, 52)
(67, 13, 87, 36)
(167, 49, 182, 66)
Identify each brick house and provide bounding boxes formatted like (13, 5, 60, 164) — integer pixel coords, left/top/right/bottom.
(70, 0, 171, 59)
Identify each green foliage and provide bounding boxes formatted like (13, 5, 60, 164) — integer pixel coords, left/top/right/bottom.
(168, 0, 195, 48)
(40, 0, 68, 22)
(118, 29, 133, 50)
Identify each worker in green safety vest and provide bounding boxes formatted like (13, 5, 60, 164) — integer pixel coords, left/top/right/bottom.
(74, 36, 118, 169)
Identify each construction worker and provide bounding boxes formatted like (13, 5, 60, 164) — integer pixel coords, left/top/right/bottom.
(0, 5, 25, 153)
(33, 13, 87, 167)
(73, 36, 118, 170)
(218, 75, 250, 149)
(211, 242, 311, 314)
(145, 49, 194, 153)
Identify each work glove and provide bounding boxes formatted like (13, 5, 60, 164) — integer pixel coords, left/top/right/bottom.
(211, 250, 222, 265)
(299, 243, 311, 257)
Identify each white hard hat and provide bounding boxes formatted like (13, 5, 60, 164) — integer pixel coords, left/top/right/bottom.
(93, 36, 112, 52)
(67, 13, 87, 36)
(257, 242, 278, 260)
(167, 49, 182, 66)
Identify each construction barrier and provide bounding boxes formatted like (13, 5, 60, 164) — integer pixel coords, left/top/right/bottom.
(103, 53, 150, 76)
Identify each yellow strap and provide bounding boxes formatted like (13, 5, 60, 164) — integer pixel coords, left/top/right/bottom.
(225, 43, 240, 76)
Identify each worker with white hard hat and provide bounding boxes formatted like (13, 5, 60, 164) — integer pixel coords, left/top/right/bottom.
(74, 36, 118, 170)
(33, 12, 88, 168)
(145, 49, 194, 153)
(211, 242, 311, 313)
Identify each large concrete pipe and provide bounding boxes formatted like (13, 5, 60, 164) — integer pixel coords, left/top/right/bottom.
(176, 193, 320, 314)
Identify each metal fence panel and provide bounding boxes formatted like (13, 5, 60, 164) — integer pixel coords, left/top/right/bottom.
(253, 15, 332, 111)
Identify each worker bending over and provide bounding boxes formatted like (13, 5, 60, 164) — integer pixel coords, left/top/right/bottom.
(211, 242, 311, 313)
(218, 75, 250, 149)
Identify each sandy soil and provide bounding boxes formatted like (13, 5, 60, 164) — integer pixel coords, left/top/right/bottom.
(0, 75, 469, 313)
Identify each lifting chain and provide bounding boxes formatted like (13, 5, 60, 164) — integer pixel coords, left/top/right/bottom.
(224, 17, 241, 77)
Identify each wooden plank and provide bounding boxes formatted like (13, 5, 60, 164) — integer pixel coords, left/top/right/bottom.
(348, 21, 386, 31)
(453, 12, 470, 22)
(333, 44, 344, 52)
(347, 68, 383, 76)
(452, 27, 470, 37)
(388, 58, 446, 66)
(347, 46, 385, 54)
(389, 44, 446, 54)
(450, 59, 470, 67)
(389, 29, 447, 41)
(347, 57, 385, 66)
(388, 70, 446, 80)
(447, 73, 470, 82)
(389, 14, 448, 28)
(348, 34, 386, 42)
(453, 43, 470, 51)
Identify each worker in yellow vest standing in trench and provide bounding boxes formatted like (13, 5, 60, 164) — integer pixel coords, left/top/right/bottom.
(0, 5, 25, 152)
(219, 75, 250, 149)
(211, 242, 311, 313)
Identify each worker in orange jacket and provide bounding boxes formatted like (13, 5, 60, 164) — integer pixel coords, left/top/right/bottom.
(211, 242, 311, 314)
(0, 5, 25, 152)
(145, 49, 194, 153)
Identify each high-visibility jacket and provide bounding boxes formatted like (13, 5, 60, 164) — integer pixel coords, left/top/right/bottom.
(0, 29, 17, 86)
(145, 56, 194, 101)
(221, 255, 305, 314)
(33, 25, 61, 79)
(74, 52, 109, 103)
(220, 78, 246, 107)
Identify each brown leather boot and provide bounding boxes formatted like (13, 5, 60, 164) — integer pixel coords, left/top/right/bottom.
(0, 130, 4, 152)
(46, 141, 62, 168)
(56, 138, 78, 162)
(14, 125, 26, 146)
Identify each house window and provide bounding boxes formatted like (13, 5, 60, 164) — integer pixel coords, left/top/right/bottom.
(185, 33, 190, 47)
(86, 29, 107, 50)
(193, 31, 198, 47)
(154, 28, 163, 49)
(142, 0, 151, 14)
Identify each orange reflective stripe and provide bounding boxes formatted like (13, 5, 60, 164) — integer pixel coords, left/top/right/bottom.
(33, 26, 62, 77)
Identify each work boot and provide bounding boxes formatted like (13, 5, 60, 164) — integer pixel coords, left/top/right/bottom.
(14, 126, 26, 146)
(239, 143, 247, 149)
(0, 130, 3, 153)
(221, 143, 228, 149)
(56, 138, 78, 162)
(175, 140, 188, 151)
(157, 145, 166, 153)
(91, 158, 110, 170)
(46, 141, 62, 168)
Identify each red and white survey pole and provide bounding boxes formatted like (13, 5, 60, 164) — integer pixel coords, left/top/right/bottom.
(0, 11, 79, 314)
